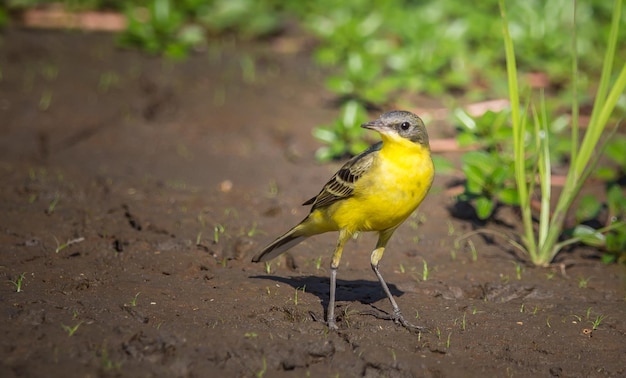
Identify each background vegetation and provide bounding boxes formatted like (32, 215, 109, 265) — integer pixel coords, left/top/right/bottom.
(1, 0, 624, 264)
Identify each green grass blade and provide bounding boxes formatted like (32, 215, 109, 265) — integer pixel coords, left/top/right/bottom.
(542, 0, 625, 264)
(499, 0, 535, 258)
(570, 0, 579, 164)
(537, 91, 551, 249)
(573, 0, 622, 179)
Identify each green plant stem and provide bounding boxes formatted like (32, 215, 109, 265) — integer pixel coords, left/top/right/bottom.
(533, 93, 552, 251)
(543, 20, 626, 264)
(570, 0, 579, 165)
(499, 0, 536, 260)
(502, 0, 626, 266)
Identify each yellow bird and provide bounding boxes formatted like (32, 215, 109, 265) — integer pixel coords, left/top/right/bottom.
(252, 110, 434, 330)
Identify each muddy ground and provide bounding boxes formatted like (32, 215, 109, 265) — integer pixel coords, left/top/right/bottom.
(0, 28, 625, 377)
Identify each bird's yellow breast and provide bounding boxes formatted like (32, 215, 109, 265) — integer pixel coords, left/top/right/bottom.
(328, 136, 434, 232)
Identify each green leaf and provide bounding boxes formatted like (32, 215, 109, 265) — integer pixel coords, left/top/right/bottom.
(312, 127, 338, 144)
(454, 108, 476, 132)
(593, 166, 618, 181)
(497, 187, 520, 206)
(605, 230, 626, 253)
(575, 194, 603, 223)
(572, 225, 606, 248)
(457, 133, 478, 147)
(462, 151, 496, 176)
(464, 164, 487, 193)
(604, 136, 626, 167)
(475, 196, 495, 220)
(315, 146, 333, 162)
(491, 166, 512, 185)
(601, 253, 617, 264)
(607, 184, 626, 215)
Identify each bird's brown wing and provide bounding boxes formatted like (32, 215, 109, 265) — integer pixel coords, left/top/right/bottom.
(303, 142, 381, 211)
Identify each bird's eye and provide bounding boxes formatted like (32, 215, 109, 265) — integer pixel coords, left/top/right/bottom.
(400, 122, 410, 131)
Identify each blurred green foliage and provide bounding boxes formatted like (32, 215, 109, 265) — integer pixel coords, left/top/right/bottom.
(1, 0, 625, 261)
(311, 100, 371, 162)
(574, 135, 626, 262)
(300, 0, 625, 159)
(3, 1, 623, 102)
(573, 184, 626, 263)
(4, 1, 622, 99)
(453, 106, 577, 221)
(116, 0, 285, 58)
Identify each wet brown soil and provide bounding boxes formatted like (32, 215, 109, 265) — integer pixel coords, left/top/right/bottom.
(1, 28, 625, 377)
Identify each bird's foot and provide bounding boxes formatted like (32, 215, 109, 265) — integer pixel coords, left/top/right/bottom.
(392, 310, 425, 331)
(310, 311, 339, 330)
(327, 319, 338, 330)
(360, 308, 426, 331)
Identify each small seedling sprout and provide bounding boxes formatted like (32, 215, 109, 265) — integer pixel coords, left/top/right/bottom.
(314, 256, 323, 270)
(39, 90, 53, 111)
(61, 321, 83, 337)
(447, 220, 455, 236)
(591, 314, 606, 330)
(54, 236, 85, 253)
(255, 356, 267, 378)
(513, 262, 523, 280)
(100, 346, 122, 370)
(130, 292, 140, 307)
(214, 224, 225, 243)
(247, 222, 263, 237)
(9, 273, 26, 292)
(578, 276, 591, 288)
(292, 285, 306, 305)
(468, 239, 478, 262)
(46, 194, 60, 214)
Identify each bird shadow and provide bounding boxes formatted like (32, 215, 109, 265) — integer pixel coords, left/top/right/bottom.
(250, 274, 405, 321)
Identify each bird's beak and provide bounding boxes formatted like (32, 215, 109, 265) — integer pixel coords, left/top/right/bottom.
(361, 119, 386, 132)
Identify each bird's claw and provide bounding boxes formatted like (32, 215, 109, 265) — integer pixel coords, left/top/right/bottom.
(360, 308, 426, 331)
(310, 311, 339, 330)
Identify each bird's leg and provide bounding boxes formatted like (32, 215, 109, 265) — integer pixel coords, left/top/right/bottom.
(369, 230, 424, 330)
(371, 259, 420, 329)
(327, 265, 338, 330)
(327, 229, 351, 330)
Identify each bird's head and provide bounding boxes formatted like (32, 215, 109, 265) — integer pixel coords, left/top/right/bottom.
(361, 110, 429, 148)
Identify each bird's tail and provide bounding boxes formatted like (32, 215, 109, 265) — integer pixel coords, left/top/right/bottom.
(251, 226, 308, 263)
